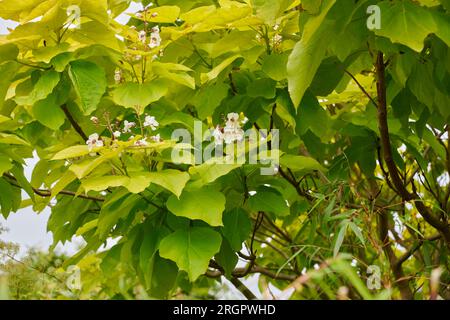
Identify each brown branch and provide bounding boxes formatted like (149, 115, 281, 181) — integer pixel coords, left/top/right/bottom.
(206, 265, 296, 281)
(375, 51, 450, 246)
(278, 166, 313, 201)
(229, 277, 257, 300)
(3, 173, 104, 202)
(396, 234, 441, 268)
(345, 69, 378, 109)
(377, 207, 413, 299)
(60, 104, 88, 141)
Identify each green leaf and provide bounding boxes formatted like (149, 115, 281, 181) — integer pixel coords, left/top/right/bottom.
(10, 163, 34, 201)
(0, 178, 14, 218)
(127, 170, 190, 196)
(253, 0, 292, 24)
(167, 187, 226, 226)
(142, 5, 181, 23)
(0, 155, 13, 176)
(302, 0, 323, 14)
(262, 53, 289, 81)
(141, 170, 190, 197)
(222, 208, 252, 251)
(280, 154, 326, 173)
(201, 55, 241, 84)
(348, 221, 365, 246)
(111, 80, 168, 114)
(0, 43, 19, 61)
(159, 226, 222, 281)
(247, 78, 277, 99)
(189, 161, 241, 186)
(214, 239, 238, 277)
(69, 152, 117, 179)
(287, 0, 336, 107)
(248, 186, 290, 217)
(146, 254, 178, 298)
(139, 226, 177, 297)
(32, 93, 66, 130)
(96, 193, 143, 239)
(82, 175, 129, 192)
(52, 145, 92, 160)
(0, 62, 19, 109)
(68, 60, 107, 115)
(0, 133, 29, 146)
(333, 221, 349, 257)
(192, 82, 229, 120)
(15, 70, 60, 106)
(83, 171, 190, 196)
(375, 1, 438, 52)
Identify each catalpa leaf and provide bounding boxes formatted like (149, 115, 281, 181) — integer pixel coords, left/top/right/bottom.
(159, 227, 222, 281)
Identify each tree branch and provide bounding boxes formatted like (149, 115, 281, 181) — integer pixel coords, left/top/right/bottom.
(345, 69, 378, 108)
(229, 277, 257, 300)
(375, 51, 450, 246)
(60, 104, 88, 141)
(3, 173, 104, 202)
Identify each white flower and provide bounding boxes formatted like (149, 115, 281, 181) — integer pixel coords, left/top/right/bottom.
(86, 133, 103, 151)
(145, 2, 154, 9)
(222, 112, 245, 144)
(223, 127, 235, 145)
(223, 126, 244, 144)
(151, 12, 158, 18)
(90, 116, 99, 124)
(212, 126, 224, 145)
(135, 55, 142, 61)
(226, 112, 240, 129)
(272, 34, 283, 46)
(273, 24, 280, 31)
(150, 134, 161, 142)
(123, 120, 136, 133)
(143, 115, 159, 130)
(114, 70, 122, 84)
(138, 30, 146, 44)
(134, 138, 148, 147)
(136, 13, 143, 19)
(113, 131, 121, 138)
(149, 27, 161, 49)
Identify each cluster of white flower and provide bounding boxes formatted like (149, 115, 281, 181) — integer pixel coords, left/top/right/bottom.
(148, 26, 161, 49)
(134, 138, 148, 147)
(86, 133, 104, 151)
(138, 27, 160, 48)
(272, 34, 283, 47)
(143, 114, 159, 130)
(86, 114, 162, 150)
(211, 113, 245, 146)
(123, 120, 136, 133)
(138, 30, 146, 44)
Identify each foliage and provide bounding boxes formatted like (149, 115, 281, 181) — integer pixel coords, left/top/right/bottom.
(0, 0, 450, 300)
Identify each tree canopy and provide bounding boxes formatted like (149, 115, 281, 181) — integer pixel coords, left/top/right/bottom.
(0, 0, 450, 300)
